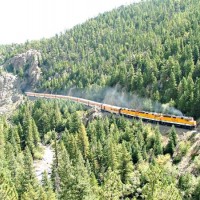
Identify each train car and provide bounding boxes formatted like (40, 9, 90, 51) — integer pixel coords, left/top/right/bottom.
(120, 108, 196, 128)
(25, 92, 196, 129)
(101, 103, 121, 114)
(88, 100, 102, 108)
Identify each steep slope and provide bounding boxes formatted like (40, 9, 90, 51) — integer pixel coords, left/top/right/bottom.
(1, 0, 200, 118)
(175, 131, 200, 176)
(0, 72, 22, 114)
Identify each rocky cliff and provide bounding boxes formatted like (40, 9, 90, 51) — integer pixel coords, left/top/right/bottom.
(0, 72, 22, 114)
(0, 49, 42, 114)
(5, 49, 42, 88)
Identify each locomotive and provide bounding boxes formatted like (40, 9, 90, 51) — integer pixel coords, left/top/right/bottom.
(25, 92, 197, 129)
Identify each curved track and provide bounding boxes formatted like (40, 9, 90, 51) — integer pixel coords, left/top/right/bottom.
(25, 92, 197, 130)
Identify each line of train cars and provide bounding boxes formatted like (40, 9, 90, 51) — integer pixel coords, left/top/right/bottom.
(25, 92, 197, 129)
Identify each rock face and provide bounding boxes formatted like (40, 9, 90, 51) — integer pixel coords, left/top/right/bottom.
(5, 49, 42, 87)
(0, 72, 22, 114)
(83, 107, 103, 126)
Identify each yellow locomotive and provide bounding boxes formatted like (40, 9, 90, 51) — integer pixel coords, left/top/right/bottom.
(25, 92, 197, 129)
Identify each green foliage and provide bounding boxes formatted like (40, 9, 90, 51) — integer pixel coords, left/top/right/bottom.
(0, 173, 18, 200)
(165, 126, 178, 155)
(1, 0, 200, 117)
(118, 143, 134, 184)
(142, 157, 182, 200)
(1, 97, 200, 199)
(153, 127, 163, 156)
(101, 168, 123, 200)
(193, 178, 200, 200)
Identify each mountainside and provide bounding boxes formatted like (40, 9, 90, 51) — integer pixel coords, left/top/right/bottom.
(0, 99, 200, 199)
(1, 0, 200, 118)
(1, 0, 200, 199)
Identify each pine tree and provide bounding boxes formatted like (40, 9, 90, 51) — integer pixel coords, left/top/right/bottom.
(132, 139, 142, 164)
(165, 126, 177, 156)
(106, 139, 118, 171)
(23, 115, 35, 154)
(57, 142, 75, 199)
(143, 164, 182, 200)
(41, 171, 56, 200)
(21, 147, 38, 194)
(118, 143, 134, 184)
(69, 112, 81, 133)
(170, 126, 177, 146)
(154, 127, 163, 156)
(193, 45, 199, 65)
(7, 127, 21, 155)
(51, 101, 62, 131)
(101, 168, 122, 200)
(58, 144, 92, 200)
(4, 142, 18, 180)
(77, 124, 90, 159)
(72, 151, 93, 200)
(0, 173, 18, 200)
(31, 118, 40, 147)
(51, 131, 60, 193)
(17, 123, 25, 150)
(21, 183, 38, 200)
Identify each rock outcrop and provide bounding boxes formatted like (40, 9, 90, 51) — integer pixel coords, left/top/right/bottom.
(5, 49, 42, 88)
(0, 72, 22, 114)
(83, 107, 103, 126)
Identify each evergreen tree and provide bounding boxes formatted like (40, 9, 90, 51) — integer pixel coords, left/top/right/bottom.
(132, 139, 142, 164)
(31, 118, 40, 147)
(69, 112, 82, 133)
(106, 139, 118, 171)
(153, 127, 163, 156)
(165, 134, 175, 156)
(77, 124, 90, 159)
(118, 143, 134, 184)
(51, 101, 62, 131)
(0, 173, 18, 200)
(21, 147, 38, 195)
(23, 115, 35, 154)
(170, 126, 177, 146)
(165, 125, 178, 155)
(21, 183, 38, 200)
(142, 164, 181, 200)
(41, 171, 56, 200)
(101, 168, 122, 200)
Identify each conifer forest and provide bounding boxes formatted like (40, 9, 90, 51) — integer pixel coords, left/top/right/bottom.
(0, 0, 200, 199)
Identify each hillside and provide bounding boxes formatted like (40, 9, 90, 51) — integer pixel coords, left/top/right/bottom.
(1, 0, 200, 199)
(0, 98, 199, 199)
(0, 0, 200, 118)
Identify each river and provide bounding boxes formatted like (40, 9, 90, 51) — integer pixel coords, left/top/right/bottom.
(33, 145, 54, 181)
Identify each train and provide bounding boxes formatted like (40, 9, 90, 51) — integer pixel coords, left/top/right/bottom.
(25, 92, 197, 129)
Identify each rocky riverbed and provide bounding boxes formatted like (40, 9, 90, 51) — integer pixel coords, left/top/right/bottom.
(33, 145, 54, 181)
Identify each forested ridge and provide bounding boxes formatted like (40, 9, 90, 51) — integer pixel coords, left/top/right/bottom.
(1, 0, 200, 118)
(1, 99, 200, 199)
